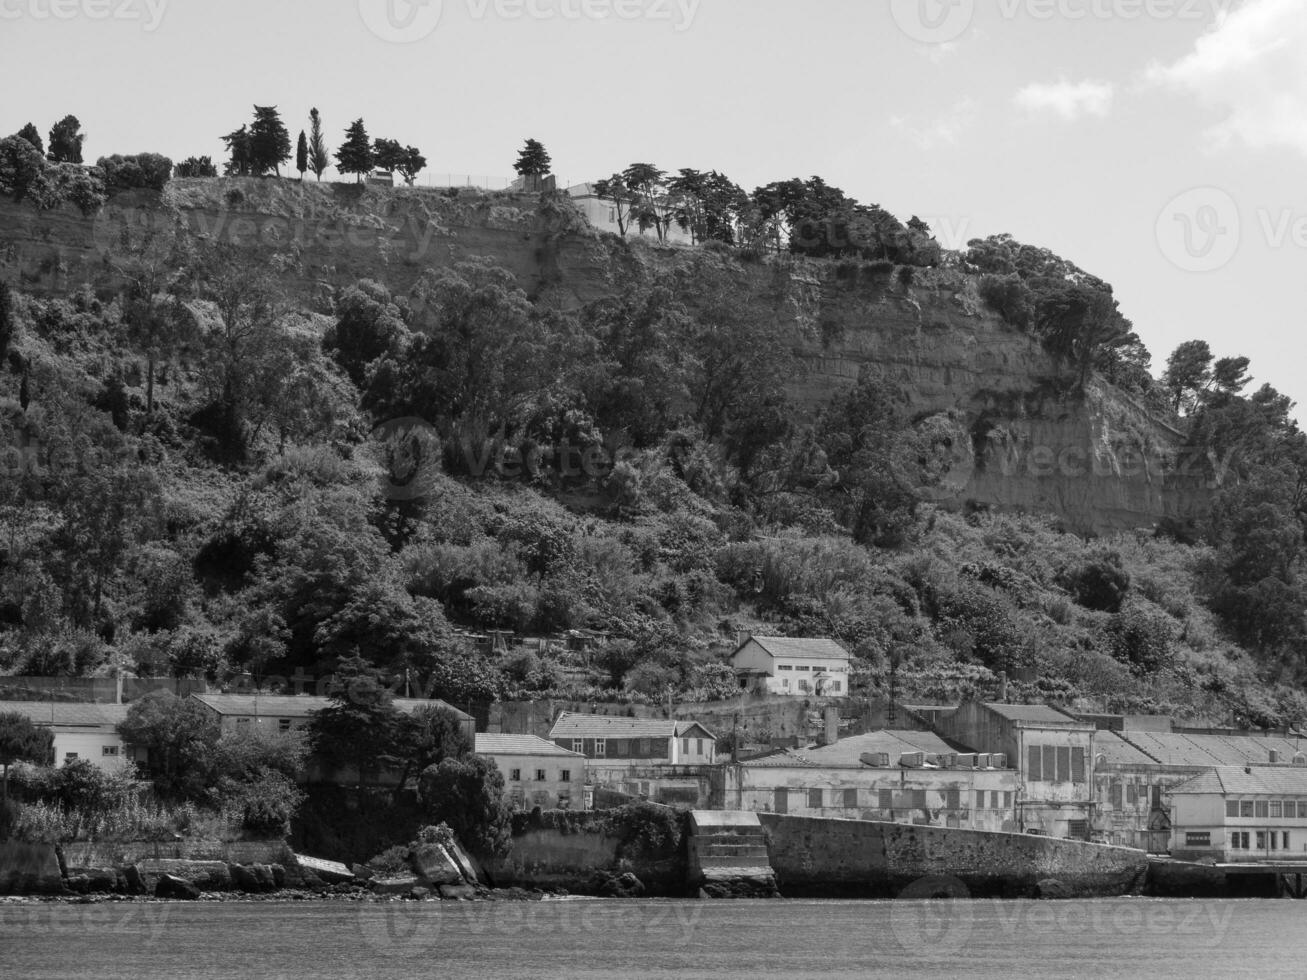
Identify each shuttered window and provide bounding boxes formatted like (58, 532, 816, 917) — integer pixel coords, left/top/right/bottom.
(1028, 746, 1041, 781)
(1042, 748, 1056, 783)
(945, 788, 960, 810)
(910, 789, 927, 809)
(808, 789, 823, 809)
(844, 788, 858, 808)
(1056, 747, 1071, 783)
(878, 789, 893, 810)
(1071, 748, 1086, 783)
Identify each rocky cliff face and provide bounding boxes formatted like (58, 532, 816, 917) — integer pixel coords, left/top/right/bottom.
(0, 179, 1208, 535)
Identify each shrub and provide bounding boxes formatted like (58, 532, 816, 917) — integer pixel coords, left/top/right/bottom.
(1108, 602, 1177, 675)
(606, 802, 685, 860)
(95, 153, 173, 192)
(1061, 552, 1131, 613)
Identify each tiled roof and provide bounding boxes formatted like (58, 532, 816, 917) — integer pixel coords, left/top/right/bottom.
(191, 694, 471, 721)
(547, 712, 715, 741)
(738, 748, 816, 768)
(475, 734, 584, 758)
(1117, 731, 1305, 768)
(740, 637, 851, 661)
(0, 702, 130, 727)
(793, 730, 957, 768)
(982, 703, 1080, 725)
(1168, 766, 1307, 796)
(1094, 731, 1160, 766)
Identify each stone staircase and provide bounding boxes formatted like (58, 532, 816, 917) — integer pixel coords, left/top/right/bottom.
(688, 811, 779, 898)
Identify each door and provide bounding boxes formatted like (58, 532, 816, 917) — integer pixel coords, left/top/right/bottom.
(774, 787, 788, 814)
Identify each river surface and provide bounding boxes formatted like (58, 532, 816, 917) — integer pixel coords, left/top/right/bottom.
(1, 897, 1301, 978)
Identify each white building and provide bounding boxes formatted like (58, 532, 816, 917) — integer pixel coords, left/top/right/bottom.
(730, 636, 852, 697)
(475, 733, 587, 811)
(1168, 764, 1307, 861)
(0, 702, 132, 771)
(565, 182, 695, 245)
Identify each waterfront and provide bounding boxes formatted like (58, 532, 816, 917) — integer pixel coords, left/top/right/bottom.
(1, 898, 1301, 978)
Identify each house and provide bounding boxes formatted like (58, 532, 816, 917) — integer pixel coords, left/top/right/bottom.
(730, 636, 852, 697)
(713, 730, 1020, 832)
(1092, 727, 1307, 852)
(565, 182, 695, 246)
(0, 701, 132, 771)
(1167, 764, 1307, 861)
(474, 734, 587, 811)
(188, 694, 475, 742)
(938, 701, 1096, 839)
(548, 712, 717, 807)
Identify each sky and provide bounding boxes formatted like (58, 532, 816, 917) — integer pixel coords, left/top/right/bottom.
(2, 0, 1305, 410)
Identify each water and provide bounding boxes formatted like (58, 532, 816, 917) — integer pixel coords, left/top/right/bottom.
(1, 897, 1302, 979)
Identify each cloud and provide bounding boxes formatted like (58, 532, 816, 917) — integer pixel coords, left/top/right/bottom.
(889, 98, 979, 150)
(1013, 79, 1114, 121)
(1145, 0, 1307, 156)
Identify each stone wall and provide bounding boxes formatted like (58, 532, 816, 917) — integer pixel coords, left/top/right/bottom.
(757, 813, 1146, 898)
(60, 839, 295, 870)
(0, 841, 62, 895)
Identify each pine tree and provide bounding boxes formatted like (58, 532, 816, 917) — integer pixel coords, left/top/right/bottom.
(222, 125, 252, 177)
(0, 280, 13, 363)
(249, 106, 291, 176)
(396, 146, 426, 186)
(47, 115, 84, 164)
(308, 108, 329, 182)
(513, 138, 552, 178)
(335, 119, 374, 183)
(372, 138, 405, 174)
(15, 123, 43, 155)
(296, 131, 308, 182)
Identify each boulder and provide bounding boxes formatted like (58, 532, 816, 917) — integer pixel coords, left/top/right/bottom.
(593, 871, 646, 898)
(69, 867, 120, 894)
(409, 886, 432, 901)
(155, 874, 201, 900)
(65, 874, 91, 895)
(253, 864, 278, 891)
(351, 863, 376, 882)
(1036, 878, 1073, 900)
(437, 883, 477, 901)
(443, 840, 483, 886)
(137, 859, 231, 892)
(410, 845, 463, 886)
(122, 865, 147, 896)
(229, 864, 260, 893)
(295, 854, 356, 886)
(0, 842, 64, 896)
(370, 876, 422, 896)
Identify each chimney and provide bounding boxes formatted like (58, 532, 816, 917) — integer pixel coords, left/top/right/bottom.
(998, 671, 1008, 703)
(824, 705, 840, 746)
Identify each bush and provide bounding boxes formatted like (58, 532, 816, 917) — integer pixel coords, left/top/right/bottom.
(1108, 602, 1177, 675)
(605, 802, 685, 860)
(95, 153, 173, 192)
(1061, 552, 1131, 613)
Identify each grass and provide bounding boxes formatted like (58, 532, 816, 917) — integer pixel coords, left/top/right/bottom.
(11, 798, 245, 844)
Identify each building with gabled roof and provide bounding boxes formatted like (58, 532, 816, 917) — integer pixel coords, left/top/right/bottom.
(730, 636, 852, 697)
(474, 734, 587, 811)
(0, 701, 132, 771)
(1167, 764, 1307, 861)
(189, 693, 474, 742)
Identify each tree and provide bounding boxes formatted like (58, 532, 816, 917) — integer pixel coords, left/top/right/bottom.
(0, 712, 53, 802)
(372, 138, 405, 174)
(393, 705, 473, 801)
(14, 123, 43, 155)
(175, 155, 218, 178)
(117, 692, 220, 800)
(308, 108, 329, 182)
(307, 656, 403, 790)
(1032, 283, 1134, 388)
(0, 280, 12, 365)
(592, 173, 636, 236)
(335, 119, 374, 182)
(417, 755, 511, 857)
(1212, 356, 1252, 396)
(396, 146, 426, 186)
(622, 163, 673, 243)
(296, 131, 308, 181)
(222, 124, 253, 177)
(246, 106, 291, 176)
(96, 153, 173, 192)
(47, 115, 84, 164)
(0, 135, 53, 206)
(323, 279, 409, 388)
(1162, 340, 1212, 413)
(669, 169, 747, 244)
(513, 138, 552, 178)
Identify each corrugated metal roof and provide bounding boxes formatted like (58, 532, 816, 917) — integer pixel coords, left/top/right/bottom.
(740, 637, 851, 661)
(191, 694, 471, 720)
(547, 712, 715, 740)
(1118, 731, 1305, 768)
(0, 702, 130, 727)
(475, 734, 584, 758)
(1169, 766, 1307, 796)
(1095, 731, 1159, 766)
(983, 703, 1080, 724)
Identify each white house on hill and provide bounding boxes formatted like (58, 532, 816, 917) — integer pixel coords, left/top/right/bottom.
(0, 702, 132, 771)
(475, 733, 587, 811)
(730, 636, 852, 697)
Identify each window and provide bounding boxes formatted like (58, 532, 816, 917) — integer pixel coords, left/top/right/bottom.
(681, 738, 690, 756)
(1231, 832, 1242, 850)
(1271, 832, 1279, 851)
(1271, 801, 1283, 819)
(1256, 801, 1269, 818)
(1256, 831, 1267, 849)
(1226, 800, 1240, 818)
(1042, 748, 1057, 783)
(1110, 781, 1123, 808)
(572, 740, 583, 754)
(909, 789, 927, 809)
(1056, 747, 1071, 783)
(1185, 832, 1211, 847)
(1241, 801, 1255, 818)
(1286, 801, 1298, 819)
(1004, 792, 1013, 809)
(798, 680, 811, 693)
(560, 770, 571, 783)
(1071, 748, 1087, 783)
(1240, 831, 1250, 849)
(535, 769, 547, 782)
(616, 739, 629, 757)
(991, 791, 1002, 810)
(831, 681, 841, 692)
(1027, 746, 1041, 782)
(639, 738, 651, 754)
(878, 789, 893, 810)
(594, 739, 606, 758)
(102, 745, 119, 757)
(696, 739, 704, 755)
(811, 666, 825, 673)
(236, 718, 251, 726)
(782, 679, 790, 689)
(510, 769, 522, 782)
(1299, 802, 1307, 819)
(945, 788, 960, 810)
(278, 719, 292, 733)
(1285, 832, 1291, 850)
(808, 789, 823, 809)
(778, 665, 793, 671)
(1126, 783, 1137, 805)
(844, 788, 858, 808)
(976, 790, 987, 810)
